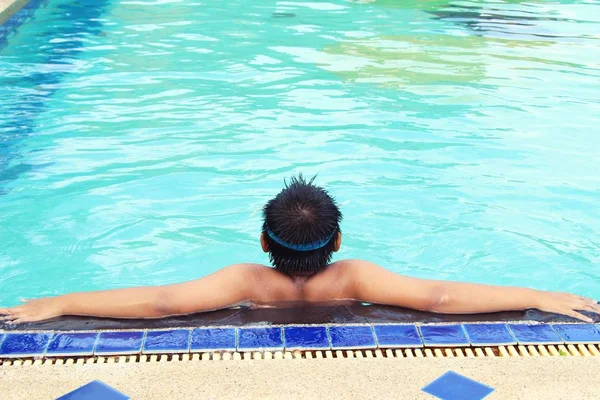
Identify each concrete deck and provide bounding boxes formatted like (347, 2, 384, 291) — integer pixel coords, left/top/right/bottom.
(0, 0, 28, 25)
(2, 356, 600, 399)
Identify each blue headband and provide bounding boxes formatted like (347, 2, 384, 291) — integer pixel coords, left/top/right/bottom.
(266, 227, 335, 252)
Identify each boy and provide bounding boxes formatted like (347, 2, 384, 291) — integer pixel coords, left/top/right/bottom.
(1, 175, 598, 324)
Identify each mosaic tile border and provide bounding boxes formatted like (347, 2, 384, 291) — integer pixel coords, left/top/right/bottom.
(2, 323, 600, 359)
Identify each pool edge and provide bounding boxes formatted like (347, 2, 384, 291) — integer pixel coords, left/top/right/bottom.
(0, 0, 29, 25)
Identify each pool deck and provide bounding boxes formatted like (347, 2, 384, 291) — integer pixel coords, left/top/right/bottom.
(0, 0, 27, 25)
(2, 356, 599, 399)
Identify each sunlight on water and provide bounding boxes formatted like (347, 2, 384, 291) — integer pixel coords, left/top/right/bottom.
(0, 0, 599, 305)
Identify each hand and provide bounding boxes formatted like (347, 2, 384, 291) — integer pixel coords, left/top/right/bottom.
(534, 291, 600, 322)
(0, 297, 64, 324)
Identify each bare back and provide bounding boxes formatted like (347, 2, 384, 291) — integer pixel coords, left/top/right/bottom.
(248, 260, 354, 305)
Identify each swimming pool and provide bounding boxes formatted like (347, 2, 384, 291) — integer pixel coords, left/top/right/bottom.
(0, 0, 599, 307)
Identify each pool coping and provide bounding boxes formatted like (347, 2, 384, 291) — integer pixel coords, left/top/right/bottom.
(3, 301, 594, 332)
(0, 0, 28, 25)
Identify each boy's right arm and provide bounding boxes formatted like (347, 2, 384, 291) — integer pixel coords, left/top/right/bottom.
(0, 264, 271, 324)
(335, 259, 600, 321)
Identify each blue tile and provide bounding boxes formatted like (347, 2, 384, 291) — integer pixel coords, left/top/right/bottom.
(95, 331, 145, 355)
(46, 332, 99, 356)
(373, 324, 422, 348)
(422, 371, 494, 400)
(508, 324, 563, 345)
(238, 327, 283, 351)
(552, 324, 600, 344)
(419, 325, 469, 347)
(0, 333, 52, 358)
(57, 380, 129, 400)
(190, 328, 236, 352)
(328, 325, 376, 349)
(284, 326, 330, 350)
(463, 324, 516, 346)
(143, 329, 190, 354)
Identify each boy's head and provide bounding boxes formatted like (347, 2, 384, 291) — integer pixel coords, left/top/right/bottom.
(261, 175, 342, 276)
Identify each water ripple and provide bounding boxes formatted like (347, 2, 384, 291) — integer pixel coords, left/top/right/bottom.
(0, 0, 599, 305)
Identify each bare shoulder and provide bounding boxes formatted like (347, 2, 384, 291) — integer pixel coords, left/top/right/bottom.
(240, 264, 300, 304)
(241, 263, 293, 287)
(302, 259, 375, 302)
(329, 259, 378, 269)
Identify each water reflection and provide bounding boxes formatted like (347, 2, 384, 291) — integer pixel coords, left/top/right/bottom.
(321, 0, 591, 87)
(428, 1, 583, 39)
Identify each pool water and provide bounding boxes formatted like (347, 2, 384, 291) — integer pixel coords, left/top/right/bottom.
(1, 0, 599, 306)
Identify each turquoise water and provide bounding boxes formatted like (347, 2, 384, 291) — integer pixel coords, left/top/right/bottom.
(1, 0, 599, 306)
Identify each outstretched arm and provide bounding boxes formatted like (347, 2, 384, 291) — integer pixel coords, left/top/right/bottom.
(340, 260, 600, 321)
(0, 264, 269, 324)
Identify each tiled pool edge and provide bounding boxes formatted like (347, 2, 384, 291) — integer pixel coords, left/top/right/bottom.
(2, 322, 600, 361)
(0, 0, 29, 25)
(2, 343, 600, 366)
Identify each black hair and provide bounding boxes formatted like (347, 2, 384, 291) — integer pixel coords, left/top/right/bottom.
(262, 174, 342, 276)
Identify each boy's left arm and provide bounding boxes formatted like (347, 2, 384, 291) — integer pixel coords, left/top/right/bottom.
(336, 259, 600, 321)
(0, 264, 267, 324)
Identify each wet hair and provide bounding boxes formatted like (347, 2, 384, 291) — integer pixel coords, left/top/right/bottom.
(262, 174, 342, 276)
